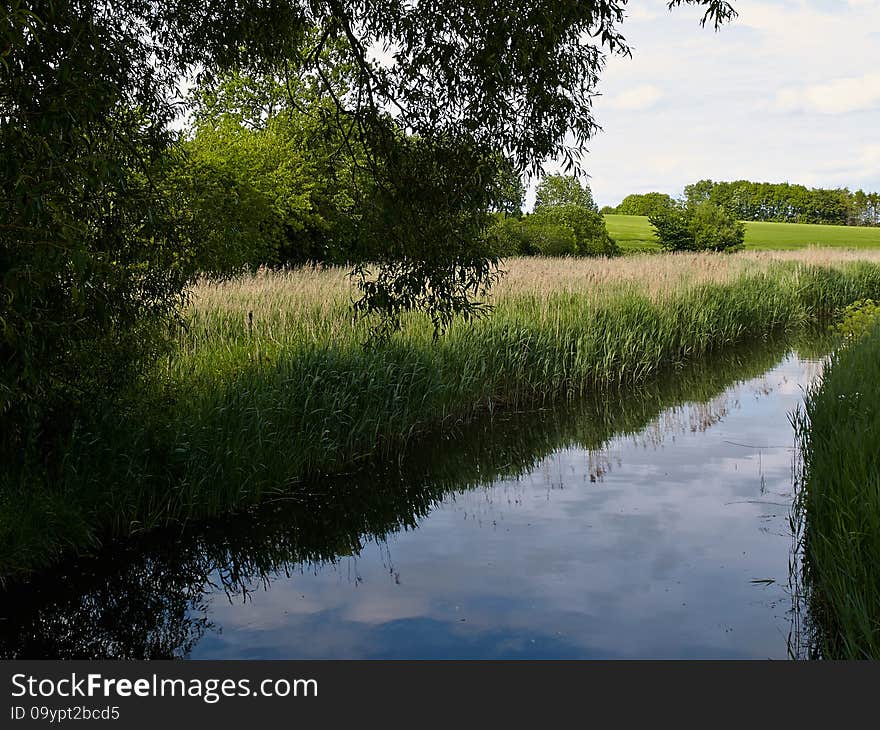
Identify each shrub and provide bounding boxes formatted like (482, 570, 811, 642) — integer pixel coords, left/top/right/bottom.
(483, 215, 533, 256)
(650, 202, 744, 252)
(689, 201, 745, 251)
(531, 204, 618, 256)
(529, 223, 578, 256)
(484, 209, 617, 257)
(835, 299, 880, 340)
(649, 207, 697, 251)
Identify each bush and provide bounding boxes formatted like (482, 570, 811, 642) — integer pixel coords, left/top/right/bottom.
(835, 299, 880, 340)
(689, 201, 745, 251)
(483, 215, 532, 256)
(531, 204, 618, 256)
(649, 207, 697, 251)
(530, 223, 578, 256)
(650, 202, 744, 252)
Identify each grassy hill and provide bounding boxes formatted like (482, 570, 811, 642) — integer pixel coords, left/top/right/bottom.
(605, 214, 880, 254)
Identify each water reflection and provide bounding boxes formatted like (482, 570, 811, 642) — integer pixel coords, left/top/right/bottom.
(0, 339, 826, 658)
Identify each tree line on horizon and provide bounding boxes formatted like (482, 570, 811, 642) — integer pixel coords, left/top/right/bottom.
(607, 181, 880, 227)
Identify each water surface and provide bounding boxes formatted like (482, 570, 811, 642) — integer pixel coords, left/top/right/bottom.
(0, 342, 824, 659)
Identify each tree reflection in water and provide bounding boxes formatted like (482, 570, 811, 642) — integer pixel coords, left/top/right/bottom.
(0, 336, 822, 658)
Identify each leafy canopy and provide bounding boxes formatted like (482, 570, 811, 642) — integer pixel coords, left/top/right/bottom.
(1, 0, 738, 453)
(535, 174, 598, 212)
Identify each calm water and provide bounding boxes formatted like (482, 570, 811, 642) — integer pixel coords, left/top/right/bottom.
(0, 342, 825, 658)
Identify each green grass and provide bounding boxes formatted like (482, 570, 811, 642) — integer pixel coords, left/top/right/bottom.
(604, 214, 662, 253)
(794, 321, 880, 658)
(0, 337, 826, 657)
(605, 214, 880, 254)
(4, 257, 880, 577)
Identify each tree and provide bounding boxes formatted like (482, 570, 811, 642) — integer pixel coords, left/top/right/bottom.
(688, 201, 745, 251)
(180, 67, 371, 269)
(684, 179, 715, 208)
(649, 208, 697, 252)
(1, 0, 739, 455)
(615, 192, 676, 217)
(530, 205, 618, 256)
(535, 174, 598, 212)
(682, 178, 874, 226)
(650, 201, 744, 252)
(530, 174, 616, 255)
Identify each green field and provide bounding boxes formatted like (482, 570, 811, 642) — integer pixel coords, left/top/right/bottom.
(605, 214, 880, 253)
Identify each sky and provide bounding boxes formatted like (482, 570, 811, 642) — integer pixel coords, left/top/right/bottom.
(537, 0, 880, 209)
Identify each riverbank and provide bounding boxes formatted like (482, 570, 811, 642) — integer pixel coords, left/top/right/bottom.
(4, 252, 880, 577)
(0, 339, 825, 658)
(794, 321, 880, 658)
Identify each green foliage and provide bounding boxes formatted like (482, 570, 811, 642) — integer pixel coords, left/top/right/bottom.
(487, 205, 618, 258)
(163, 150, 280, 274)
(682, 178, 879, 227)
(689, 201, 745, 251)
(490, 159, 527, 215)
(531, 204, 618, 256)
(615, 192, 676, 217)
(835, 299, 880, 341)
(529, 223, 578, 256)
(531, 175, 616, 256)
(1, 1, 197, 454)
(181, 69, 368, 269)
(181, 68, 528, 278)
(650, 202, 744, 252)
(1, 0, 739, 460)
(794, 323, 880, 657)
(605, 213, 880, 255)
(483, 215, 534, 256)
(649, 208, 696, 252)
(535, 174, 598, 211)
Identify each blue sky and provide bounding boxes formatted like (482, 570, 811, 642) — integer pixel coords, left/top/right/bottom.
(540, 0, 880, 208)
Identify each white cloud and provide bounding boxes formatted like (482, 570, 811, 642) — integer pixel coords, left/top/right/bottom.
(603, 84, 663, 111)
(776, 72, 880, 114)
(626, 6, 662, 22)
(554, 0, 880, 207)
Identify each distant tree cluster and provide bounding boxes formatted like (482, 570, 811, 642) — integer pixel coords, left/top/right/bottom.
(682, 180, 880, 227)
(486, 175, 618, 257)
(614, 192, 676, 218)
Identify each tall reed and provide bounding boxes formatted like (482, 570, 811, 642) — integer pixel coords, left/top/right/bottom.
(794, 323, 880, 658)
(4, 253, 880, 576)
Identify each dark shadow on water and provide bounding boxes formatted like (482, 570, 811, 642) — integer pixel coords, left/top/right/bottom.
(0, 333, 829, 658)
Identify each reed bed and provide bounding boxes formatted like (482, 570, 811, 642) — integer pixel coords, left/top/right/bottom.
(794, 324, 880, 658)
(5, 251, 880, 576)
(161, 252, 880, 505)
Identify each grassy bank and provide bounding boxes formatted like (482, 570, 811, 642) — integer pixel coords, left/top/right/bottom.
(0, 337, 821, 657)
(605, 214, 880, 254)
(794, 322, 880, 658)
(4, 252, 880, 576)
